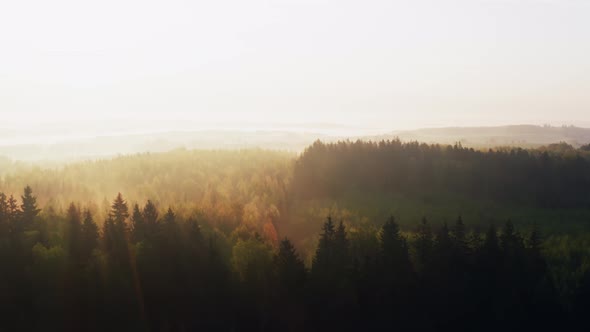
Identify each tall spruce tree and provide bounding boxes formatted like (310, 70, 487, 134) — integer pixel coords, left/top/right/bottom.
(143, 200, 159, 240)
(312, 216, 336, 276)
(380, 216, 412, 279)
(110, 193, 129, 229)
(103, 193, 130, 264)
(276, 238, 306, 292)
(162, 207, 178, 244)
(130, 204, 145, 243)
(81, 209, 99, 261)
(20, 186, 40, 230)
(66, 203, 83, 263)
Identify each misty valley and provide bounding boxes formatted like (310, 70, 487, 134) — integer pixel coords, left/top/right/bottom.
(1, 140, 590, 331)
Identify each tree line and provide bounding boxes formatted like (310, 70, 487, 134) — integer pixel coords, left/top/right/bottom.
(293, 140, 590, 208)
(1, 187, 588, 331)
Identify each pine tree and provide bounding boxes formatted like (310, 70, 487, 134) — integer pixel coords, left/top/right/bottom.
(65, 203, 83, 263)
(102, 194, 131, 265)
(312, 216, 336, 276)
(20, 186, 40, 230)
(102, 215, 116, 254)
(380, 216, 412, 278)
(334, 220, 351, 271)
(143, 200, 159, 240)
(0, 193, 8, 238)
(501, 220, 524, 257)
(161, 207, 179, 252)
(276, 238, 306, 292)
(130, 204, 145, 243)
(106, 193, 129, 261)
(110, 193, 129, 229)
(7, 195, 20, 234)
(429, 222, 454, 284)
(415, 217, 433, 270)
(81, 209, 99, 261)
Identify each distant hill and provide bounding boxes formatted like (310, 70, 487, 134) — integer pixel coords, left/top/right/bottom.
(0, 130, 324, 162)
(369, 125, 590, 148)
(1, 125, 590, 162)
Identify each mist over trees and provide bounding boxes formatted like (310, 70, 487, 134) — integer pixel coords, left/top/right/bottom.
(1, 140, 590, 330)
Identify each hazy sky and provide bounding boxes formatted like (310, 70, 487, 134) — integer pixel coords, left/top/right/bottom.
(1, 0, 589, 134)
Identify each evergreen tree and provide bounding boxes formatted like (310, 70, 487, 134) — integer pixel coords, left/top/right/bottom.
(161, 207, 178, 244)
(276, 238, 306, 291)
(380, 216, 411, 273)
(0, 193, 8, 238)
(274, 238, 307, 330)
(334, 220, 351, 271)
(102, 215, 116, 254)
(312, 216, 336, 276)
(105, 193, 130, 263)
(7, 195, 21, 234)
(81, 209, 99, 261)
(130, 204, 145, 243)
(143, 200, 159, 240)
(20, 186, 40, 230)
(415, 217, 433, 270)
(110, 193, 129, 230)
(7, 195, 19, 222)
(377, 216, 414, 329)
(65, 203, 83, 263)
(501, 220, 524, 257)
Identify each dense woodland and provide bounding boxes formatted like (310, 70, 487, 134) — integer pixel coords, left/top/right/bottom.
(1, 140, 590, 331)
(294, 140, 590, 208)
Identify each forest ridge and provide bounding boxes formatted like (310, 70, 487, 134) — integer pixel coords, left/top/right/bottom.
(1, 124, 590, 161)
(1, 140, 590, 330)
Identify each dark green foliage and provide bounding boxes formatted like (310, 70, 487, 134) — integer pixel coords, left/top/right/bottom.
(0, 193, 9, 238)
(276, 238, 306, 290)
(81, 209, 99, 261)
(109, 193, 129, 228)
(0, 186, 585, 331)
(20, 185, 40, 230)
(143, 200, 159, 240)
(311, 215, 336, 277)
(415, 217, 433, 270)
(294, 140, 590, 209)
(130, 204, 145, 243)
(379, 216, 411, 276)
(65, 203, 83, 264)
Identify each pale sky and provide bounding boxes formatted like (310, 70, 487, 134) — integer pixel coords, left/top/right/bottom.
(1, 0, 589, 135)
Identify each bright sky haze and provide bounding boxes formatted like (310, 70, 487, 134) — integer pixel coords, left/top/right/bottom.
(1, 0, 589, 135)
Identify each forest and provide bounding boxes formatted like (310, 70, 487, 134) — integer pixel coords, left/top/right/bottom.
(1, 140, 590, 331)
